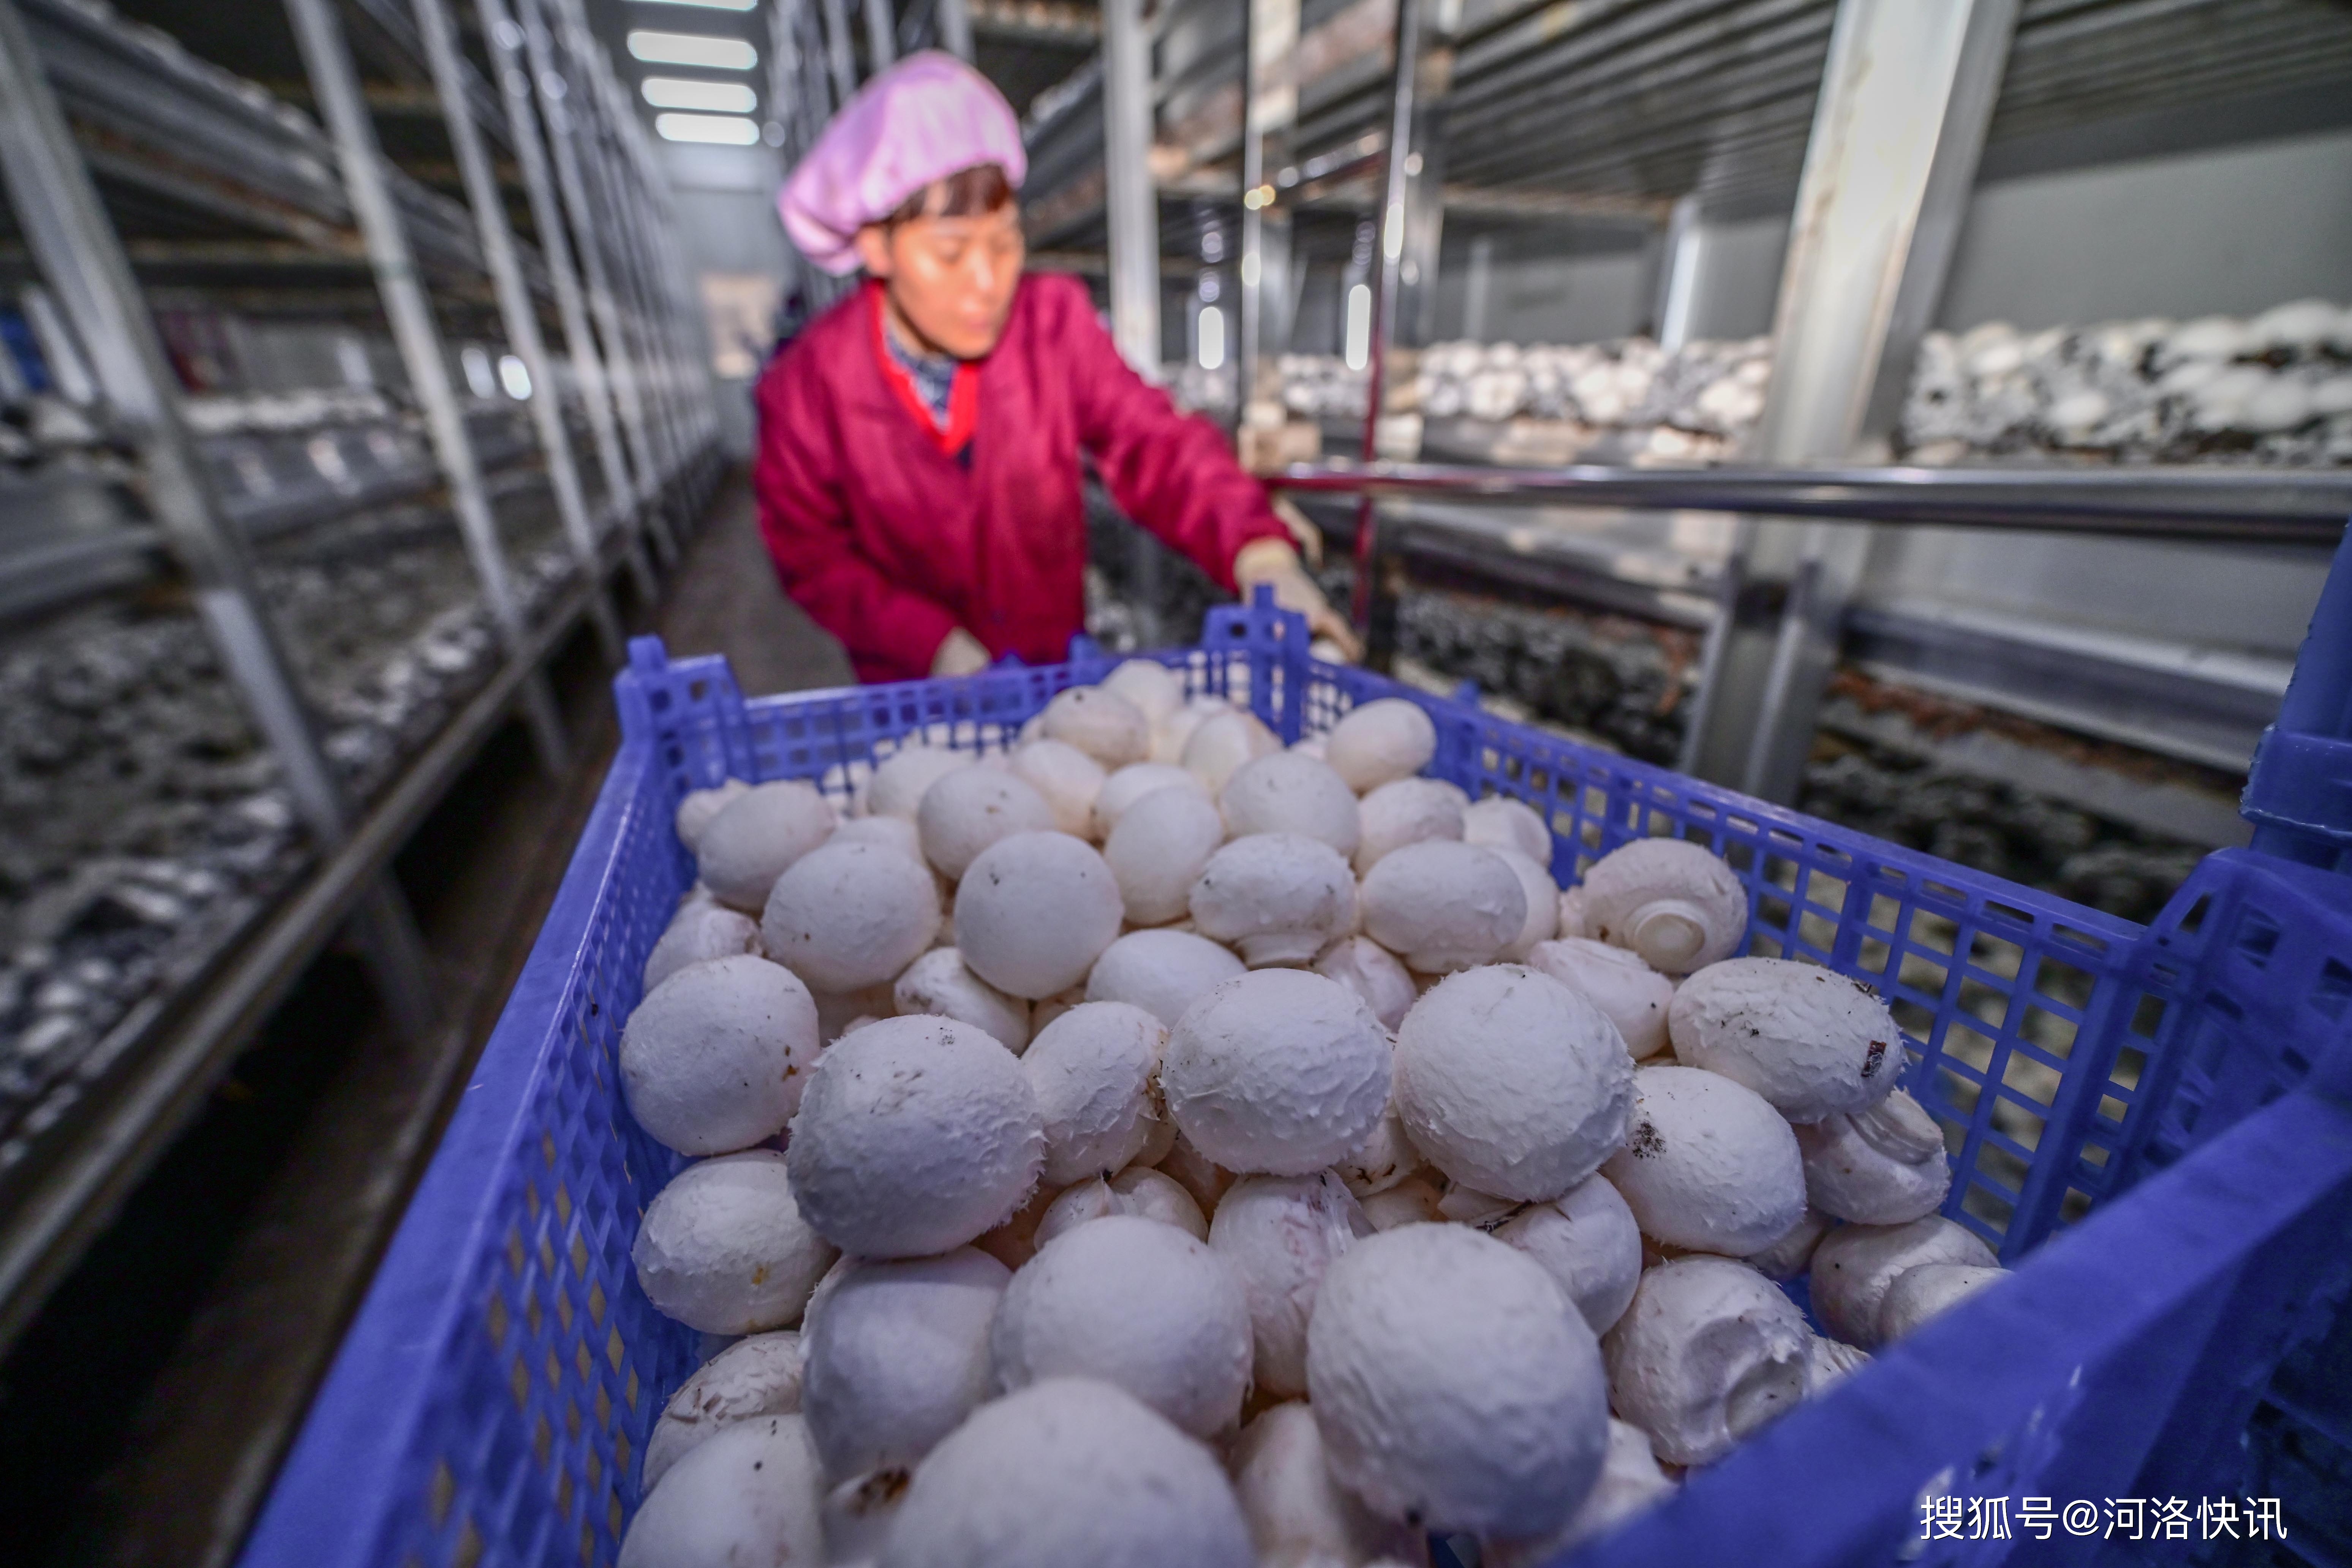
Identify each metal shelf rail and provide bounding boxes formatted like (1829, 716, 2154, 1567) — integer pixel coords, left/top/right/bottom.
(0, 0, 722, 1354)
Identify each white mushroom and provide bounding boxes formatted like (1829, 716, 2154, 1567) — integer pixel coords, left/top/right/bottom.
(1189, 833, 1359, 967)
(1360, 841, 1524, 972)
(1358, 1174, 1444, 1231)
(1307, 1223, 1611, 1539)
(953, 831, 1124, 998)
(1601, 1255, 1811, 1466)
(1231, 1402, 1421, 1568)
(760, 840, 942, 993)
(877, 1378, 1253, 1568)
(1578, 838, 1747, 974)
(1353, 778, 1466, 874)
(1437, 1181, 1524, 1229)
(991, 1214, 1254, 1439)
(822, 1466, 911, 1568)
(1040, 685, 1151, 768)
(1806, 1335, 1871, 1393)
(621, 955, 821, 1155)
(1743, 1206, 1834, 1280)
(1312, 936, 1416, 1032)
(1104, 786, 1228, 925)
(1524, 938, 1674, 1059)
(618, 1416, 824, 1568)
(1100, 658, 1186, 728)
(1809, 1216, 1999, 1349)
(1491, 1172, 1644, 1336)
(674, 778, 751, 851)
(830, 813, 925, 863)
(1182, 707, 1282, 792)
(801, 1248, 1009, 1481)
(1086, 928, 1247, 1027)
(1487, 845, 1560, 961)
(1092, 760, 1214, 840)
(1796, 1088, 1950, 1223)
(1162, 969, 1393, 1175)
(1156, 1129, 1237, 1214)
(1334, 1099, 1422, 1197)
(1209, 1171, 1372, 1397)
(1462, 797, 1552, 863)
(1394, 966, 1633, 1202)
(916, 766, 1057, 881)
(1557, 885, 1592, 940)
(1030, 985, 1087, 1033)
(1669, 958, 1903, 1122)
(1483, 1420, 1674, 1565)
(1878, 1262, 2007, 1343)
(1219, 752, 1363, 860)
(892, 947, 1030, 1053)
(811, 980, 898, 1045)
(696, 780, 838, 910)
(785, 1016, 1045, 1258)
(1601, 1065, 1805, 1256)
(1023, 1001, 1167, 1185)
(1033, 1166, 1210, 1248)
(1007, 740, 1107, 839)
(868, 746, 974, 821)
(1324, 698, 1438, 793)
(643, 1331, 805, 1492)
(633, 1150, 839, 1335)
(1154, 694, 1231, 766)
(643, 899, 762, 994)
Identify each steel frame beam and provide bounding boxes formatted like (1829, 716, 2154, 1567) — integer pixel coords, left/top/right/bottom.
(1236, 0, 1299, 429)
(1100, 0, 1161, 378)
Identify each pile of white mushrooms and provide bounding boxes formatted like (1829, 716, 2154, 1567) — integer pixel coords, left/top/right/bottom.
(614, 664, 2008, 1568)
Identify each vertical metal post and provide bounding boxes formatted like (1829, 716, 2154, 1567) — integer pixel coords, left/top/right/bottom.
(1100, 0, 1160, 378)
(863, 0, 895, 70)
(1237, 0, 1299, 431)
(820, 0, 858, 105)
(935, 0, 972, 60)
(283, 0, 570, 778)
(411, 0, 621, 662)
(1462, 231, 1493, 341)
(1653, 193, 1702, 350)
(0, 0, 434, 1035)
(1679, 0, 2019, 802)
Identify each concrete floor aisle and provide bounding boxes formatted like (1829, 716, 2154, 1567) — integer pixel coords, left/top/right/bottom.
(0, 477, 850, 1568)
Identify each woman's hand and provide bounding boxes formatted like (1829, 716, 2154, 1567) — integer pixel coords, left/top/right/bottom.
(1232, 537, 1364, 663)
(931, 627, 993, 677)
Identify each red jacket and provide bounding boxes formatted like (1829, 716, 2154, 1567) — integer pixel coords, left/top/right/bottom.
(752, 273, 1287, 683)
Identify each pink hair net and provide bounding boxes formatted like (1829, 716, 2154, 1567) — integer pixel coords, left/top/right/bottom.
(778, 51, 1027, 275)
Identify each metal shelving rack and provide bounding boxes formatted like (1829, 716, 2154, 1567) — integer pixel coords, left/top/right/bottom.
(0, 0, 721, 1350)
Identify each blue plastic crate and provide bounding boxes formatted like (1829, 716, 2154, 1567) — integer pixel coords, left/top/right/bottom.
(241, 593, 2352, 1568)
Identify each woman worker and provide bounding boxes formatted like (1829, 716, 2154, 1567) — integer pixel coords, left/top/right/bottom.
(756, 52, 1358, 682)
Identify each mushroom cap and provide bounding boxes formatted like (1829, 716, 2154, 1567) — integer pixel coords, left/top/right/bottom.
(1231, 1403, 1420, 1568)
(1189, 833, 1359, 967)
(643, 1331, 805, 1493)
(1354, 778, 1468, 875)
(674, 778, 751, 852)
(1034, 1167, 1210, 1249)
(953, 831, 1125, 998)
(1601, 1256, 1811, 1466)
(1100, 659, 1187, 726)
(1743, 1206, 1834, 1281)
(1525, 938, 1674, 1059)
(1103, 786, 1228, 925)
(1878, 1262, 2006, 1344)
(1182, 708, 1282, 792)
(1669, 957, 1903, 1123)
(696, 781, 838, 910)
(991, 1214, 1254, 1439)
(1324, 699, 1438, 793)
(1359, 1174, 1444, 1232)
(1578, 838, 1748, 974)
(877, 1377, 1253, 1568)
(829, 812, 925, 863)
(1007, 740, 1108, 839)
(1092, 761, 1212, 841)
(1040, 685, 1151, 768)
(1601, 1065, 1805, 1255)
(1154, 1129, 1236, 1214)
(1023, 1001, 1168, 1186)
(822, 1467, 913, 1567)
(1492, 1172, 1644, 1336)
(1557, 885, 1592, 940)
(1313, 935, 1417, 1032)
(1086, 928, 1248, 1027)
(892, 946, 1031, 1053)
(800, 1248, 1011, 1480)
(1806, 1334, 1871, 1393)
(1219, 752, 1363, 859)
(1809, 1216, 1997, 1349)
(621, 955, 821, 1155)
(1361, 841, 1525, 972)
(1208, 1171, 1371, 1397)
(632, 1150, 839, 1335)
(1483, 1420, 1674, 1567)
(644, 899, 763, 994)
(1462, 796, 1552, 864)
(618, 1415, 824, 1568)
(1394, 966, 1633, 1202)
(1488, 845, 1561, 961)
(1796, 1088, 1950, 1223)
(1152, 695, 1230, 766)
(1162, 969, 1393, 1175)
(763, 840, 943, 993)
(1334, 1099, 1423, 1197)
(869, 746, 975, 822)
(1307, 1223, 1611, 1538)
(786, 1015, 1045, 1258)
(917, 766, 1057, 881)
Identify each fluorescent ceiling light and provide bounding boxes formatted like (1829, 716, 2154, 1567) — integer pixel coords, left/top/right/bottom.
(642, 76, 756, 112)
(498, 354, 533, 400)
(656, 112, 762, 145)
(632, 0, 757, 9)
(627, 30, 756, 69)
